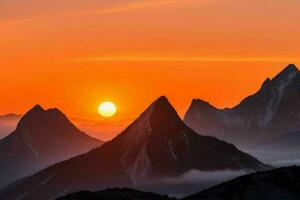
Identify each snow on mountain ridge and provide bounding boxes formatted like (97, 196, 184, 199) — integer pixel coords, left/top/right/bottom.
(258, 66, 299, 128)
(184, 64, 300, 146)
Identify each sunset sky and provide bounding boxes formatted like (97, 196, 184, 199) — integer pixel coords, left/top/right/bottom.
(1, 0, 299, 140)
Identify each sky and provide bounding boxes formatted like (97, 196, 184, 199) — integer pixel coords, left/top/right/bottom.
(1, 0, 300, 140)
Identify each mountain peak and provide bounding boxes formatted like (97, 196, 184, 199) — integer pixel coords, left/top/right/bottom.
(16, 105, 46, 127)
(151, 96, 170, 108)
(273, 64, 299, 82)
(285, 64, 298, 72)
(147, 96, 180, 122)
(31, 104, 45, 112)
(15, 104, 73, 133)
(192, 98, 214, 107)
(157, 95, 168, 102)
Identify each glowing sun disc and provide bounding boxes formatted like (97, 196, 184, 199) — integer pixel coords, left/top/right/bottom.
(98, 101, 117, 117)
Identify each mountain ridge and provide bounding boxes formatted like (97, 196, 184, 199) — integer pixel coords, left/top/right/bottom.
(184, 64, 300, 147)
(0, 105, 102, 189)
(0, 96, 269, 200)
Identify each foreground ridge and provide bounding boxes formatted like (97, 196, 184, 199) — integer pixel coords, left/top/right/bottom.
(56, 166, 300, 200)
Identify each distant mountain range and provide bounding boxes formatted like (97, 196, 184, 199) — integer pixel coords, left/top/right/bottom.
(56, 166, 300, 200)
(0, 113, 21, 139)
(184, 64, 300, 149)
(0, 97, 269, 200)
(0, 113, 21, 120)
(0, 105, 102, 188)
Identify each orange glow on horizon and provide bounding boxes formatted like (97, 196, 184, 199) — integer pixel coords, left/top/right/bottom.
(1, 0, 300, 140)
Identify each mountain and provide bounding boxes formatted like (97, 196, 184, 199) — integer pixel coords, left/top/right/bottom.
(184, 64, 300, 147)
(0, 97, 269, 200)
(56, 188, 175, 200)
(0, 105, 102, 188)
(0, 113, 21, 139)
(184, 166, 300, 200)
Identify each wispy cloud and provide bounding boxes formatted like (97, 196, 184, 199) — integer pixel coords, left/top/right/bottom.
(160, 169, 246, 184)
(0, 0, 182, 24)
(69, 56, 300, 63)
(70, 0, 182, 16)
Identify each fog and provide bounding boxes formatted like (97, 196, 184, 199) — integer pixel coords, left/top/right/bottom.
(138, 169, 246, 197)
(245, 150, 300, 167)
(138, 150, 300, 197)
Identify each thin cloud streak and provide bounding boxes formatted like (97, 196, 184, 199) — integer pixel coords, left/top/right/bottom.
(70, 0, 183, 16)
(0, 0, 182, 24)
(69, 56, 300, 63)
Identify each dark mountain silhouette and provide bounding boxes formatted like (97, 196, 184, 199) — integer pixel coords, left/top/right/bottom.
(184, 64, 300, 147)
(184, 166, 300, 200)
(56, 188, 175, 200)
(0, 105, 102, 188)
(0, 97, 269, 200)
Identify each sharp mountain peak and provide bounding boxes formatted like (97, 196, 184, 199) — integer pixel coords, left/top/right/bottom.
(272, 64, 299, 81)
(150, 96, 172, 110)
(144, 96, 180, 121)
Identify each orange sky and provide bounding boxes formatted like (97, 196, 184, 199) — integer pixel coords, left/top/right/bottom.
(1, 0, 300, 140)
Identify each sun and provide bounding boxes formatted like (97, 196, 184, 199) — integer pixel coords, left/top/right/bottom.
(98, 101, 117, 118)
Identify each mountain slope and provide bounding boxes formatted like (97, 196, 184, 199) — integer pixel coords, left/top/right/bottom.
(0, 105, 102, 188)
(102, 96, 269, 184)
(0, 97, 269, 200)
(184, 64, 300, 146)
(184, 166, 300, 200)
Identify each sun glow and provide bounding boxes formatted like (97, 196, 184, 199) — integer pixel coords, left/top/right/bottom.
(98, 102, 117, 118)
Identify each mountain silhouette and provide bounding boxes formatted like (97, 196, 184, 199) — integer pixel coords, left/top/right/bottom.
(56, 188, 175, 200)
(184, 64, 300, 147)
(0, 105, 102, 188)
(0, 97, 269, 200)
(184, 166, 300, 200)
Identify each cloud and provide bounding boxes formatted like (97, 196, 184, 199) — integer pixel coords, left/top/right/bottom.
(139, 169, 247, 197)
(70, 0, 182, 16)
(70, 56, 300, 63)
(272, 159, 300, 167)
(0, 0, 182, 23)
(160, 169, 246, 184)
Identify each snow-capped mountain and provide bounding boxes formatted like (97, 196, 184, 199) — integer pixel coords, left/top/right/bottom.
(184, 64, 300, 147)
(0, 97, 269, 200)
(0, 105, 102, 188)
(184, 166, 300, 200)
